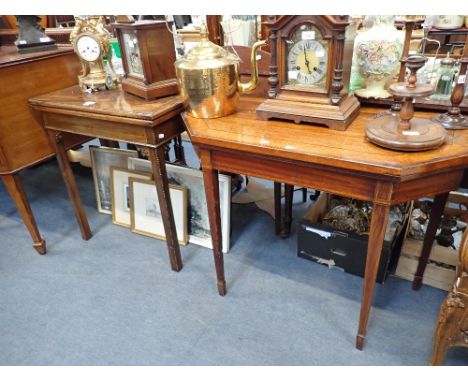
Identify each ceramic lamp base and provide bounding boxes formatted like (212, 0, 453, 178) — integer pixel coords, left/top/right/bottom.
(366, 114, 447, 151)
(355, 78, 391, 99)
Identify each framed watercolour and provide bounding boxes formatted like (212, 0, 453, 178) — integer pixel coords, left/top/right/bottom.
(129, 178, 188, 245)
(89, 146, 138, 214)
(110, 167, 152, 227)
(128, 158, 231, 253)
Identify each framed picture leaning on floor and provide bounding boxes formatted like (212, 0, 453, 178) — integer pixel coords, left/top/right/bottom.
(128, 158, 231, 253)
(89, 146, 138, 214)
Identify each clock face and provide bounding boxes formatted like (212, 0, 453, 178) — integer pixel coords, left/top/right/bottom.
(285, 24, 329, 90)
(76, 35, 101, 62)
(122, 31, 144, 78)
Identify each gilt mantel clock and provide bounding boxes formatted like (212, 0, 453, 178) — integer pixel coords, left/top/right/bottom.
(70, 15, 119, 92)
(112, 18, 179, 100)
(256, 15, 360, 130)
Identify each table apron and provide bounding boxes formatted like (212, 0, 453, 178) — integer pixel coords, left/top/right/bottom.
(42, 112, 185, 148)
(203, 146, 465, 204)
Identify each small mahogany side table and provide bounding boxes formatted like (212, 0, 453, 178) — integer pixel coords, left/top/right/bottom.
(29, 86, 186, 272)
(183, 97, 468, 350)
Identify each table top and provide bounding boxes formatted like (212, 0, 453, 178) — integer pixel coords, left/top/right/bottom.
(0, 45, 75, 68)
(184, 97, 468, 180)
(29, 85, 184, 123)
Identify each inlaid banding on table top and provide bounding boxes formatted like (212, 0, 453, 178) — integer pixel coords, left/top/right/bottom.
(184, 99, 468, 178)
(29, 85, 185, 122)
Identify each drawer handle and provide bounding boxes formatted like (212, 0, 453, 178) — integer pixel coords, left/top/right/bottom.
(330, 248, 347, 257)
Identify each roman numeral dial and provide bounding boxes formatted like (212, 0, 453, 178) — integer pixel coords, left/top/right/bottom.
(287, 39, 327, 86)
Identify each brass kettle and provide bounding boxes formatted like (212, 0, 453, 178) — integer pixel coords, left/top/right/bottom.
(174, 24, 266, 118)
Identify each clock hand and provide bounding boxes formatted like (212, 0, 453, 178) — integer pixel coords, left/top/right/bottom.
(303, 46, 312, 74)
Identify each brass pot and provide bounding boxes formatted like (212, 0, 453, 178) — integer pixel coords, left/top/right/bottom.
(175, 25, 266, 118)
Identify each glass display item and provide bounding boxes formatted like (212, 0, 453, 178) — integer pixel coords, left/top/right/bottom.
(122, 31, 144, 77)
(433, 15, 464, 29)
(431, 54, 456, 101)
(354, 16, 403, 99)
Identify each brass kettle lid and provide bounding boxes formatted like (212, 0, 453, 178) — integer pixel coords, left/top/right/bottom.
(184, 24, 234, 61)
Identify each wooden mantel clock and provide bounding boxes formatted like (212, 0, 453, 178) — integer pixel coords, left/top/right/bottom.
(112, 17, 179, 100)
(256, 15, 360, 130)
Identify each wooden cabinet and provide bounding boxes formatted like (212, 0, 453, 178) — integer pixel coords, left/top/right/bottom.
(0, 45, 89, 254)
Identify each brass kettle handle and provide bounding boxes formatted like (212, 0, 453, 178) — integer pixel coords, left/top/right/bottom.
(237, 39, 267, 94)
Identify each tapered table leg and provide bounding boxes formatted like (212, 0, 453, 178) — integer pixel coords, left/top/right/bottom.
(274, 182, 282, 236)
(202, 160, 226, 296)
(148, 146, 183, 272)
(281, 184, 294, 238)
(2, 174, 46, 254)
(48, 131, 92, 241)
(413, 192, 449, 290)
(356, 202, 390, 350)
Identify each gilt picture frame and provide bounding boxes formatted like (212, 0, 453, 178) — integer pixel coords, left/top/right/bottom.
(129, 178, 188, 245)
(110, 167, 152, 227)
(128, 158, 231, 253)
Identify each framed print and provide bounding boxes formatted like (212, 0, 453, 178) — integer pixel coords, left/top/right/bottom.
(110, 167, 152, 227)
(89, 146, 138, 214)
(129, 178, 188, 245)
(128, 158, 231, 253)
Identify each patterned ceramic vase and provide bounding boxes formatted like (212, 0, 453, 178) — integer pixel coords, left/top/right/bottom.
(354, 16, 403, 99)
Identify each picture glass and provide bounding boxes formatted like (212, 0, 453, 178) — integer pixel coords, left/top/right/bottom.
(131, 179, 188, 245)
(90, 146, 138, 215)
(122, 30, 144, 78)
(111, 167, 151, 227)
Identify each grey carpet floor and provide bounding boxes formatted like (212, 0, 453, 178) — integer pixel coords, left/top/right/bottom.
(1, 142, 467, 366)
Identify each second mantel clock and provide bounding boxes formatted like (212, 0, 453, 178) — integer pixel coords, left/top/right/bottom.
(256, 15, 360, 130)
(113, 19, 178, 100)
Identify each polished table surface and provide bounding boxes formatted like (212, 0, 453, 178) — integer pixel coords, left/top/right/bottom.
(30, 85, 186, 271)
(183, 97, 468, 350)
(186, 99, 468, 180)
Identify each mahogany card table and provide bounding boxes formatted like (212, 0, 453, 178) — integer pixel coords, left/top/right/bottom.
(183, 97, 468, 350)
(29, 86, 186, 271)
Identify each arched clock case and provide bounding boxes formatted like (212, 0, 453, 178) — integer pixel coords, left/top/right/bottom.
(256, 15, 360, 131)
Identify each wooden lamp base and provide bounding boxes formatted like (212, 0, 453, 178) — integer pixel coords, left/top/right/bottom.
(256, 94, 360, 131)
(121, 77, 179, 101)
(433, 111, 468, 130)
(366, 115, 447, 151)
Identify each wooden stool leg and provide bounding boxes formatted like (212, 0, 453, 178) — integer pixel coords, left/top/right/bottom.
(413, 192, 450, 290)
(302, 188, 307, 203)
(2, 174, 46, 254)
(202, 161, 226, 296)
(173, 135, 186, 165)
(274, 182, 282, 236)
(48, 131, 92, 241)
(148, 146, 183, 272)
(356, 202, 390, 350)
(281, 184, 294, 238)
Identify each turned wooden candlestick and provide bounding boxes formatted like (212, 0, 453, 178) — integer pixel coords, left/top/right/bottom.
(433, 33, 468, 129)
(389, 19, 417, 115)
(366, 55, 447, 151)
